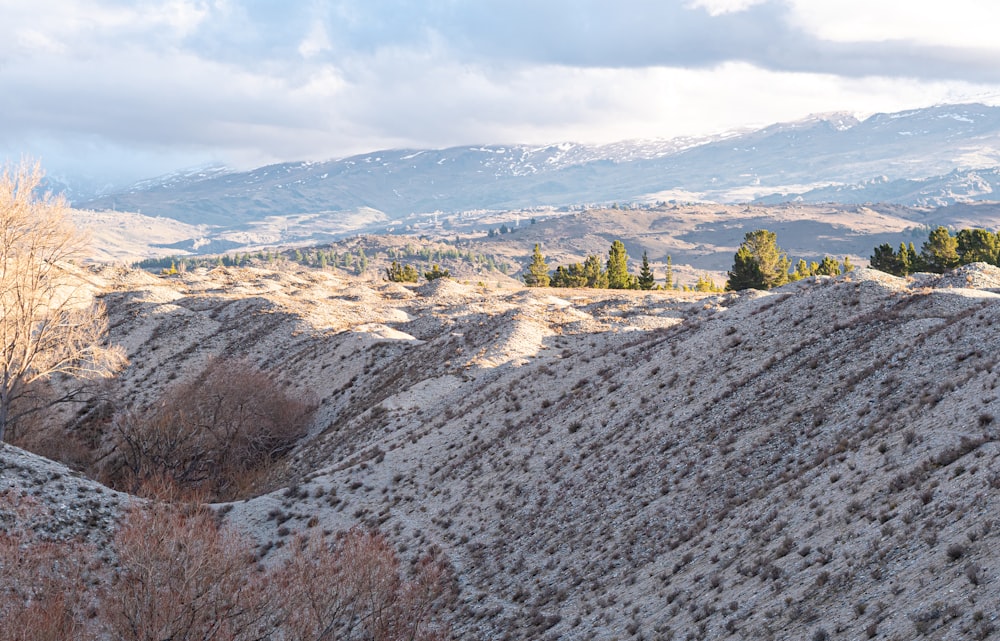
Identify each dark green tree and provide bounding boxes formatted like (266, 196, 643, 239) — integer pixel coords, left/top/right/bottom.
(606, 240, 632, 289)
(637, 251, 656, 290)
(523, 244, 550, 287)
(725, 230, 789, 291)
(550, 263, 588, 288)
(956, 228, 1000, 265)
(664, 255, 673, 289)
(870, 244, 898, 274)
(921, 227, 960, 273)
(549, 265, 571, 287)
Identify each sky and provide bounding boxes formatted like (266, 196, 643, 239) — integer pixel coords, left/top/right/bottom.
(2, 0, 1000, 187)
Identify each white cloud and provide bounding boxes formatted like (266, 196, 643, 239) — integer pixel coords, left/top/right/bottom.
(686, 0, 768, 16)
(3, 0, 1000, 184)
(299, 20, 332, 59)
(787, 1, 1000, 50)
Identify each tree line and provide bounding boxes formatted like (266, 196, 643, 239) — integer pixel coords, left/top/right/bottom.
(725, 224, 1000, 291)
(869, 226, 1000, 276)
(522, 242, 724, 291)
(137, 243, 512, 277)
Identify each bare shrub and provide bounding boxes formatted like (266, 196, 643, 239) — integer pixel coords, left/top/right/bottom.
(102, 357, 315, 499)
(276, 528, 455, 641)
(107, 500, 456, 641)
(102, 493, 276, 641)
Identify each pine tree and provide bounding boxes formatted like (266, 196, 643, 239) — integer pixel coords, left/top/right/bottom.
(582, 254, 608, 288)
(870, 243, 898, 274)
(664, 255, 673, 289)
(921, 226, 960, 273)
(606, 240, 631, 289)
(386, 261, 419, 283)
(637, 251, 656, 290)
(790, 258, 812, 281)
(523, 244, 550, 287)
(725, 246, 762, 290)
(814, 256, 841, 276)
(694, 274, 720, 292)
(956, 228, 1000, 265)
(725, 230, 789, 291)
(841, 256, 855, 273)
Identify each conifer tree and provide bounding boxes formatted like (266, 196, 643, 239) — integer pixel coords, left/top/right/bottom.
(956, 228, 1000, 265)
(694, 274, 720, 292)
(423, 264, 450, 281)
(841, 256, 855, 272)
(664, 255, 673, 289)
(386, 261, 419, 283)
(815, 256, 841, 276)
(606, 240, 632, 289)
(726, 230, 789, 291)
(523, 244, 550, 287)
(789, 259, 812, 281)
(869, 244, 897, 274)
(903, 242, 920, 273)
(921, 226, 960, 273)
(637, 251, 656, 290)
(583, 254, 608, 288)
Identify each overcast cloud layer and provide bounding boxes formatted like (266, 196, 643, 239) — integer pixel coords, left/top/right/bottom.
(2, 0, 999, 185)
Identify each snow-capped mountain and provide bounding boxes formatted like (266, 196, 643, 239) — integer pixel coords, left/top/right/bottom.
(74, 103, 1000, 228)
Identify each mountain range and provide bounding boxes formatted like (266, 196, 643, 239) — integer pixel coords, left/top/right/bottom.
(72, 103, 1000, 222)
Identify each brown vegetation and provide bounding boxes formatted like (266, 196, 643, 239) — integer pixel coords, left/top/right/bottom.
(101, 357, 315, 499)
(0, 485, 454, 640)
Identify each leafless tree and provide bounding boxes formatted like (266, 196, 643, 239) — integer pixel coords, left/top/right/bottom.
(0, 159, 126, 442)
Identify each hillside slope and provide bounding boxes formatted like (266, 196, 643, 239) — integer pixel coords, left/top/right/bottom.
(8, 263, 1000, 639)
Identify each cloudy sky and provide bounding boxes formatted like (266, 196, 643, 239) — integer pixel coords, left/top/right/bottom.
(2, 0, 999, 186)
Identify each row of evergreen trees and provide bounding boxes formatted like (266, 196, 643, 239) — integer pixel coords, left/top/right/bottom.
(137, 243, 511, 277)
(522, 242, 722, 291)
(869, 226, 1000, 276)
(725, 230, 855, 291)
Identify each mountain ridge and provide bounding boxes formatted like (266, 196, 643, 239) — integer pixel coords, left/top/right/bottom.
(73, 103, 1000, 224)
